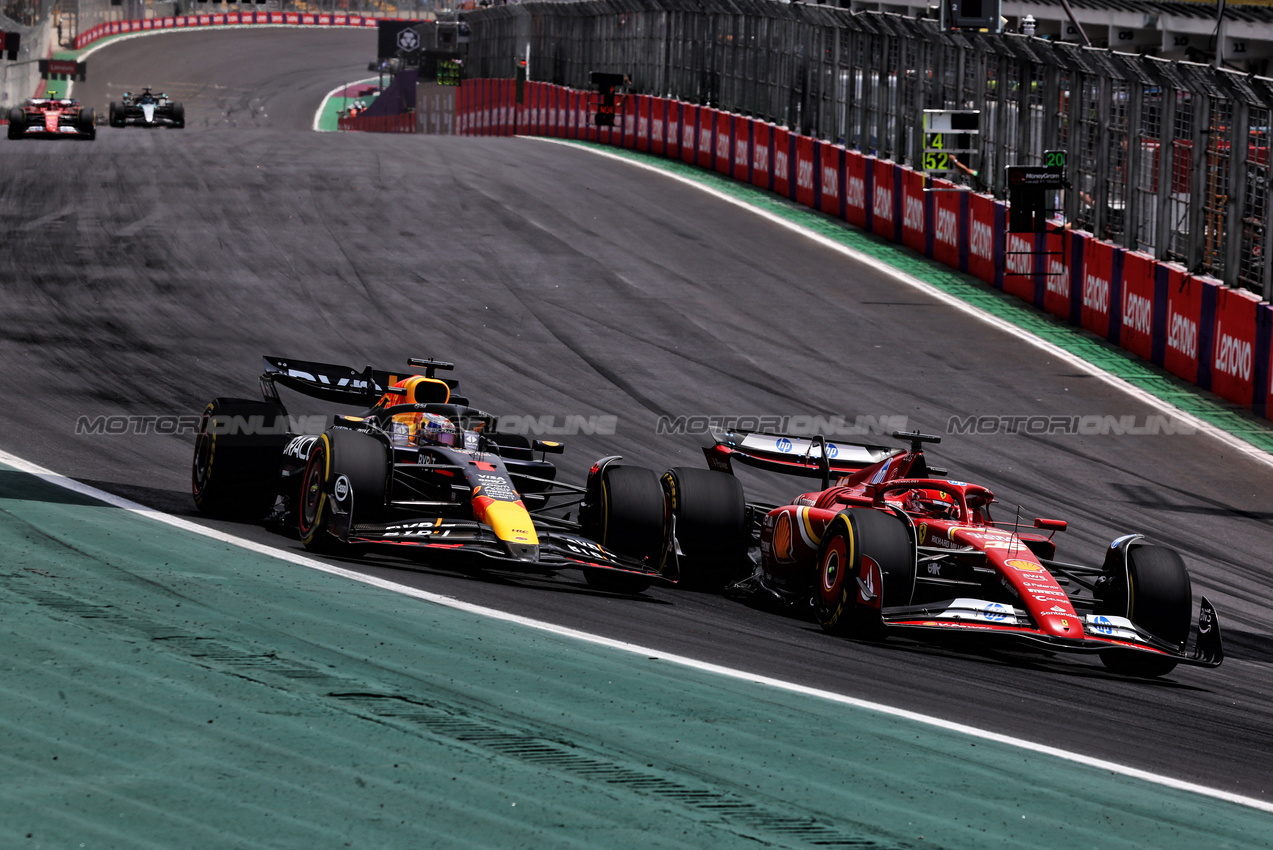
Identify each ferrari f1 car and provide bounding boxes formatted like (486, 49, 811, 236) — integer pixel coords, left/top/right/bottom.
(7, 95, 96, 140)
(703, 429, 1222, 678)
(191, 356, 745, 594)
(109, 88, 185, 128)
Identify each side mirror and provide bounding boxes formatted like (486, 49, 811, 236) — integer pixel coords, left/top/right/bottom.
(533, 440, 564, 455)
(1034, 518, 1067, 532)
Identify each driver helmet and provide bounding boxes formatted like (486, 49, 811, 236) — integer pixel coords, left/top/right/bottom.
(903, 488, 956, 519)
(389, 411, 458, 448)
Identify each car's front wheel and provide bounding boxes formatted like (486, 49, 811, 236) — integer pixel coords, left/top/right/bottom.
(298, 428, 389, 554)
(814, 508, 915, 639)
(7, 107, 25, 140)
(1097, 539, 1192, 677)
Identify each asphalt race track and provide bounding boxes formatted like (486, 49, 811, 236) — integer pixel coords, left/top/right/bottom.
(3, 28, 1273, 802)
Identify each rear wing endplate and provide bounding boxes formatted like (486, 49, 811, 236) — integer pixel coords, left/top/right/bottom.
(704, 429, 901, 479)
(260, 356, 459, 407)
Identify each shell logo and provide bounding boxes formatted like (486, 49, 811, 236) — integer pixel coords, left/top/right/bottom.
(1005, 558, 1043, 572)
(773, 511, 793, 561)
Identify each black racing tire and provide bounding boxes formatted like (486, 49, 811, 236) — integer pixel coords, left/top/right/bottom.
(171, 102, 185, 128)
(79, 108, 96, 139)
(661, 466, 747, 590)
(109, 102, 123, 127)
(580, 464, 666, 595)
(298, 427, 389, 554)
(814, 508, 915, 639)
(191, 397, 290, 519)
(1098, 543, 1192, 677)
(7, 107, 24, 140)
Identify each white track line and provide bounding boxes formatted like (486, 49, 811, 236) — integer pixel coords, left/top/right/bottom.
(1, 445, 1268, 814)
(527, 136, 1273, 472)
(312, 76, 379, 132)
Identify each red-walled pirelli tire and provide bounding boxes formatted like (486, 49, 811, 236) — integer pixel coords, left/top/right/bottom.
(581, 464, 666, 595)
(814, 508, 915, 639)
(661, 466, 748, 591)
(8, 107, 25, 139)
(298, 428, 389, 555)
(1097, 540, 1192, 678)
(191, 398, 289, 519)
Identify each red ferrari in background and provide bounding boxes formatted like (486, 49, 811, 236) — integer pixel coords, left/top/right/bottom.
(7, 94, 96, 140)
(704, 429, 1223, 678)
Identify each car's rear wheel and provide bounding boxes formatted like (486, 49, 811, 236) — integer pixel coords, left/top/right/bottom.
(7, 107, 24, 139)
(109, 102, 123, 127)
(171, 102, 185, 128)
(1097, 541, 1192, 677)
(814, 508, 915, 639)
(661, 466, 747, 590)
(298, 428, 389, 554)
(580, 464, 666, 594)
(191, 398, 289, 519)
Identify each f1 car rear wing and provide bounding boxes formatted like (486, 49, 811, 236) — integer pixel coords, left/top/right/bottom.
(259, 355, 463, 407)
(704, 429, 903, 481)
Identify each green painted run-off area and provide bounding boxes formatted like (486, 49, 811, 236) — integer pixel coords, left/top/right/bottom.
(1, 462, 1270, 848)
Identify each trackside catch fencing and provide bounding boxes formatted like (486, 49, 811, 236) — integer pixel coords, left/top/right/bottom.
(463, 2, 1273, 303)
(458, 78, 1273, 426)
(71, 11, 379, 50)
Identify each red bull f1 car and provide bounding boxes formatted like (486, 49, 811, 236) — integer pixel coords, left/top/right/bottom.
(7, 95, 96, 140)
(191, 356, 745, 594)
(704, 429, 1223, 678)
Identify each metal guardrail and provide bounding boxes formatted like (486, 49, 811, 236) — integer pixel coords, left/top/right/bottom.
(464, 0, 1273, 301)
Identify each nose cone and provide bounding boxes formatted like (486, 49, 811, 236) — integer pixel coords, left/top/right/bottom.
(1040, 611, 1083, 638)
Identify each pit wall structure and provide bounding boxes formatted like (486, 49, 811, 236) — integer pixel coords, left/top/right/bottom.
(458, 78, 1273, 425)
(71, 10, 379, 49)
